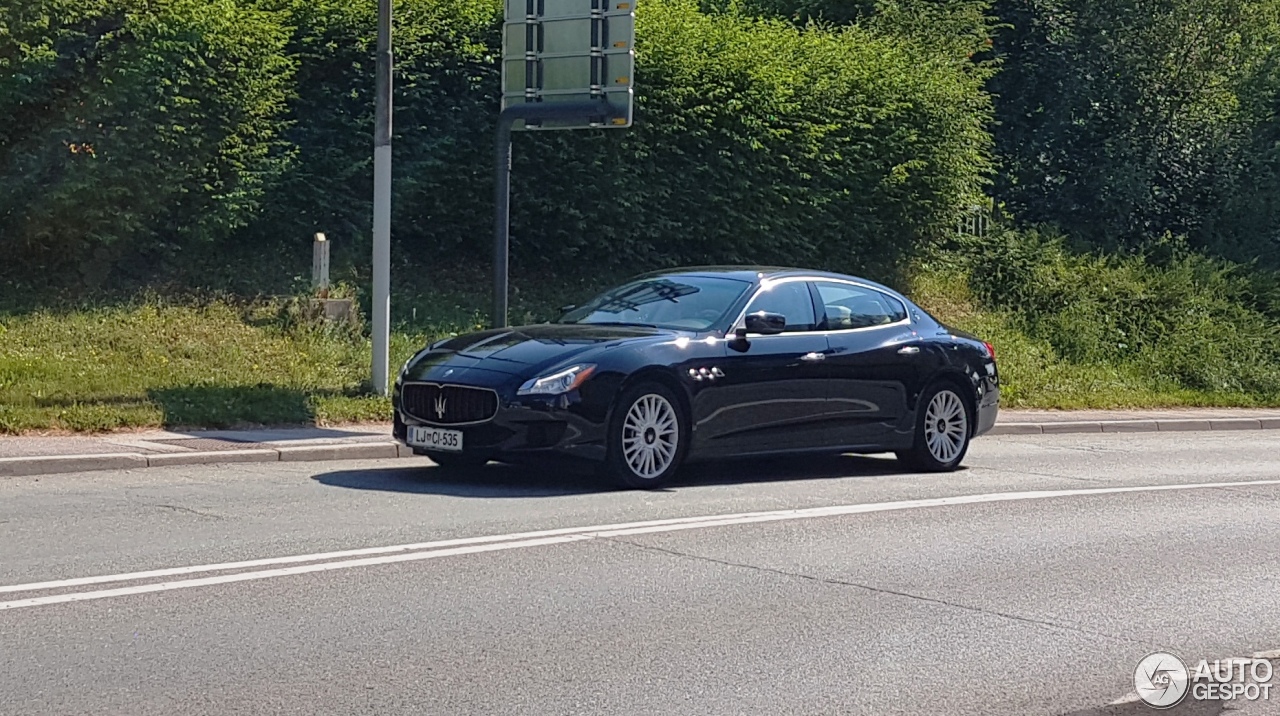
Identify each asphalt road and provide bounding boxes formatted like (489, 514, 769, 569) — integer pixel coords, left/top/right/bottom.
(3, 432, 1280, 716)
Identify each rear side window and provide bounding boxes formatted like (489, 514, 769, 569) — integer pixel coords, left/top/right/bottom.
(813, 282, 908, 330)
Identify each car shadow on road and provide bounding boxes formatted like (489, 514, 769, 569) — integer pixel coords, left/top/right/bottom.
(312, 453, 943, 498)
(677, 453, 932, 487)
(312, 461, 610, 498)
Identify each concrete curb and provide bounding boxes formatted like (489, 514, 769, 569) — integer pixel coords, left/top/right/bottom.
(2, 416, 1278, 478)
(0, 442, 411, 478)
(145, 449, 281, 468)
(277, 443, 401, 462)
(987, 418, 1280, 436)
(0, 453, 151, 477)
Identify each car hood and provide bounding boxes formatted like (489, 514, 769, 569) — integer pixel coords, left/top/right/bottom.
(402, 323, 677, 382)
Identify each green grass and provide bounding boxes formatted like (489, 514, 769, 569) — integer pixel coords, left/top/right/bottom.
(908, 269, 1280, 410)
(0, 262, 623, 434)
(3, 255, 1278, 435)
(0, 298, 443, 434)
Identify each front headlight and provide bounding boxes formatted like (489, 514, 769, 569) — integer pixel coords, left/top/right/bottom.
(517, 364, 597, 396)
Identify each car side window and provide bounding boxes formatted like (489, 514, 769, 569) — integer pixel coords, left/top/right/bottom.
(813, 282, 908, 330)
(743, 281, 817, 332)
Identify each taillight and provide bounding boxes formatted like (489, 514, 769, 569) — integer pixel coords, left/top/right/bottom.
(983, 341, 996, 360)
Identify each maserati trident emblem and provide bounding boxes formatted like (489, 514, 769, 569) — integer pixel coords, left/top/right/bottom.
(433, 394, 447, 420)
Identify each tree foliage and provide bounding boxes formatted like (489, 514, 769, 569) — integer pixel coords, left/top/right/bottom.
(716, 0, 997, 70)
(988, 0, 1280, 263)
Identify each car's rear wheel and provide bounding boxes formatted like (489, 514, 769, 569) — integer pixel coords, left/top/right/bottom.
(603, 381, 688, 489)
(896, 382, 971, 472)
(425, 451, 489, 472)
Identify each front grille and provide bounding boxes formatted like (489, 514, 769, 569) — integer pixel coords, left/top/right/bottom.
(400, 383, 499, 425)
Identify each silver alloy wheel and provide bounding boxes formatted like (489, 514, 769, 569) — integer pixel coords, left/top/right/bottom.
(924, 389, 967, 464)
(621, 393, 679, 479)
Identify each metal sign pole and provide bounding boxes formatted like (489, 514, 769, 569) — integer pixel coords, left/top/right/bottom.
(491, 102, 616, 330)
(491, 0, 636, 331)
(371, 0, 393, 394)
(492, 117, 514, 330)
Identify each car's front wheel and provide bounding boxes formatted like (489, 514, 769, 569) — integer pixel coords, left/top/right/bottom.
(896, 382, 971, 472)
(603, 381, 688, 489)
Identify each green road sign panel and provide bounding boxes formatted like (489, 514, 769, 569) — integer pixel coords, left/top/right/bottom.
(501, 0, 636, 130)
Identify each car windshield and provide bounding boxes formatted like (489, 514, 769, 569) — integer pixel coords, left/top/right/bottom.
(557, 276, 752, 331)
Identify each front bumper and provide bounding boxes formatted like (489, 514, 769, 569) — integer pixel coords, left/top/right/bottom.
(393, 387, 610, 464)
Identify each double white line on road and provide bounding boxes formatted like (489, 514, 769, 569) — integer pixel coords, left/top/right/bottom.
(4, 478, 1280, 612)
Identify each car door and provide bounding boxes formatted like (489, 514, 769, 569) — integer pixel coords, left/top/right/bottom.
(690, 278, 835, 458)
(811, 280, 927, 447)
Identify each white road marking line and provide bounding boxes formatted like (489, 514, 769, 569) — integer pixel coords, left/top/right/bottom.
(0, 535, 593, 611)
(0, 512, 800, 595)
(3, 478, 1279, 612)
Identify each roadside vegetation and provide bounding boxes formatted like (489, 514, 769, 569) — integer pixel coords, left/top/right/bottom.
(2, 0, 1279, 432)
(910, 231, 1280, 409)
(5, 235, 1279, 433)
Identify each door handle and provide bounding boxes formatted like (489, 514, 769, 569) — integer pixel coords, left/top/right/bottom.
(897, 346, 920, 355)
(800, 352, 826, 362)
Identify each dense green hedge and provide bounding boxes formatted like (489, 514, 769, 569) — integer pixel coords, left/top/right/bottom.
(236, 0, 498, 261)
(1, 0, 994, 289)
(506, 0, 992, 276)
(241, 0, 996, 280)
(0, 0, 294, 286)
(8, 0, 1277, 298)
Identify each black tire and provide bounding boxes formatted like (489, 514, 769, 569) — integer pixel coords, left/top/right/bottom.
(895, 381, 972, 472)
(425, 451, 489, 472)
(601, 381, 689, 489)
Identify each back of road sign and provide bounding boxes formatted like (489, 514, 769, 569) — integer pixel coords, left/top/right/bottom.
(501, 0, 636, 130)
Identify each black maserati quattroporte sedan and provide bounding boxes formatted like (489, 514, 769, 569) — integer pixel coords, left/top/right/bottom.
(393, 266, 1000, 488)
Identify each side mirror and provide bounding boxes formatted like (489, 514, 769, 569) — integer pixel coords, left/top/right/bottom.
(744, 311, 786, 335)
(558, 304, 576, 313)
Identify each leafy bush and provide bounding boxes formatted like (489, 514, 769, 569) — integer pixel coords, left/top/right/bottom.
(958, 228, 1280, 396)
(2, 0, 995, 290)
(0, 0, 294, 286)
(236, 0, 498, 264)
(246, 0, 995, 281)
(721, 0, 996, 67)
(503, 0, 994, 279)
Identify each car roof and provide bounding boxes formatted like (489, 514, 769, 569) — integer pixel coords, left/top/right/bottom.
(629, 265, 909, 300)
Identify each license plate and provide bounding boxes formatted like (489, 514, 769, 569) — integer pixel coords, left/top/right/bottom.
(407, 426, 463, 452)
